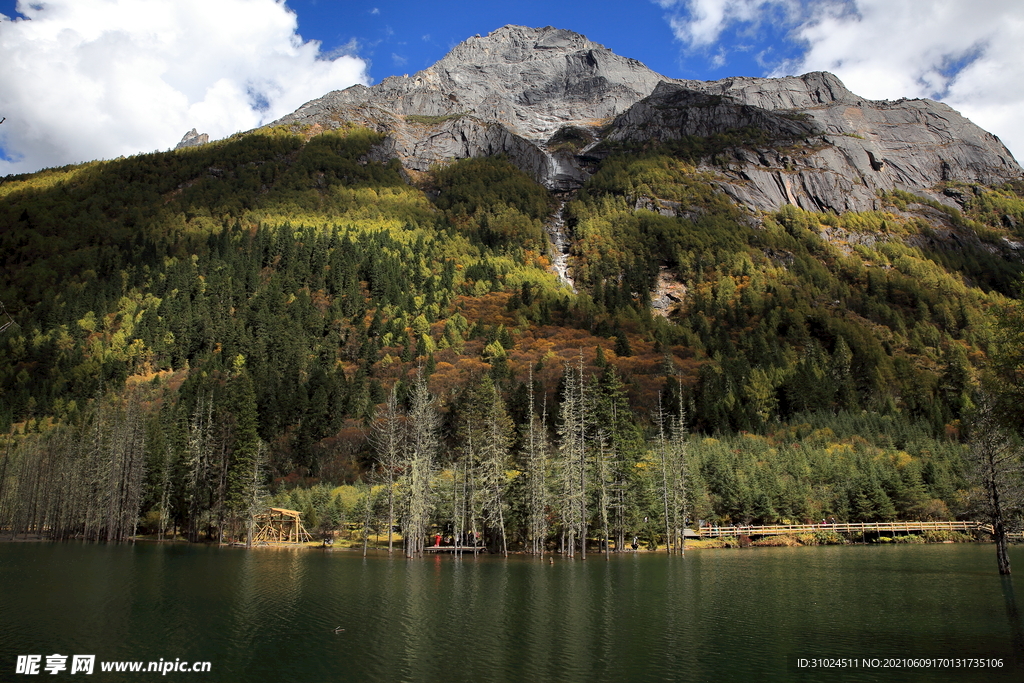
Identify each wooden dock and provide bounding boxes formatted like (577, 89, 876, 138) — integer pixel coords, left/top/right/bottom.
(695, 520, 990, 538)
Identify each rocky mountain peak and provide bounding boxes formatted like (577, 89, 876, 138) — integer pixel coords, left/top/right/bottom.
(175, 128, 209, 150)
(273, 25, 674, 190)
(271, 26, 1022, 207)
(284, 25, 665, 144)
(437, 25, 600, 67)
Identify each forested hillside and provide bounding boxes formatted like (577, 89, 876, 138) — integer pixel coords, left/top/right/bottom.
(2, 122, 1023, 551)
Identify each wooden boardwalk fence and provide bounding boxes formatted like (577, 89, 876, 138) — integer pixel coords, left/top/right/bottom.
(695, 520, 992, 538)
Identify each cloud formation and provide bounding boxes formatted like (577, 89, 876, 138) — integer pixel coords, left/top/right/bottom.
(658, 0, 1024, 162)
(659, 0, 797, 48)
(0, 0, 369, 175)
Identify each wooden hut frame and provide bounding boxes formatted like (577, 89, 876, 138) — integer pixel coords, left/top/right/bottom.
(251, 507, 313, 544)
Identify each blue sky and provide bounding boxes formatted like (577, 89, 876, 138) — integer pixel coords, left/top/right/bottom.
(278, 0, 801, 83)
(1, 0, 1022, 175)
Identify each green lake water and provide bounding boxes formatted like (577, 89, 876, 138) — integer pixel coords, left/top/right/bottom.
(1, 542, 1023, 682)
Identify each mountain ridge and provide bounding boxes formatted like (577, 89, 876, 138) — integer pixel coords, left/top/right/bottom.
(271, 25, 1021, 210)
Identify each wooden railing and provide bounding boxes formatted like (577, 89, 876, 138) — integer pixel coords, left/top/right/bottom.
(695, 520, 989, 538)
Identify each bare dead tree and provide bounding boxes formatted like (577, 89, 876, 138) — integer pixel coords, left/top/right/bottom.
(966, 393, 1024, 575)
(524, 369, 550, 556)
(655, 393, 673, 554)
(479, 384, 512, 557)
(403, 370, 438, 557)
(670, 381, 689, 556)
(359, 481, 378, 557)
(157, 436, 175, 542)
(556, 351, 589, 558)
(244, 441, 268, 548)
(184, 394, 215, 542)
(371, 384, 405, 554)
(0, 430, 15, 535)
(0, 389, 147, 542)
(0, 301, 17, 335)
(556, 360, 580, 557)
(594, 426, 612, 559)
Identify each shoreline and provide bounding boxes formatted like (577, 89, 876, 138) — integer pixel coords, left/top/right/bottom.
(4, 532, 1016, 553)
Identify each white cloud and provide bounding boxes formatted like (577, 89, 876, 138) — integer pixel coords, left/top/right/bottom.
(0, 0, 370, 175)
(658, 0, 1024, 163)
(661, 0, 797, 48)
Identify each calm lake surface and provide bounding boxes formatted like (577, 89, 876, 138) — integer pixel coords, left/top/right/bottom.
(1, 542, 1023, 682)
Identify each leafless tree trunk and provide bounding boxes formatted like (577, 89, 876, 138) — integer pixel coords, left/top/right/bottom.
(245, 441, 268, 548)
(0, 388, 147, 543)
(968, 394, 1023, 575)
(371, 385, 404, 554)
(185, 394, 214, 542)
(361, 481, 377, 557)
(525, 374, 549, 556)
(556, 362, 579, 557)
(595, 428, 611, 559)
(0, 430, 13, 534)
(556, 352, 589, 558)
(578, 352, 587, 559)
(480, 385, 511, 557)
(655, 393, 672, 554)
(403, 370, 438, 557)
(671, 385, 688, 556)
(158, 436, 175, 542)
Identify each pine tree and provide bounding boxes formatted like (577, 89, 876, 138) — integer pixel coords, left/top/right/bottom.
(226, 361, 261, 520)
(183, 394, 215, 542)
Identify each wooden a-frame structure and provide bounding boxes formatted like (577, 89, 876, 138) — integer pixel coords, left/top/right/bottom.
(251, 507, 313, 544)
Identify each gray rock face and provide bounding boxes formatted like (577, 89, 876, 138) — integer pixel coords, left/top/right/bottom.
(270, 26, 1022, 209)
(607, 72, 1021, 212)
(175, 128, 209, 149)
(273, 25, 665, 190)
(350, 26, 662, 137)
(605, 81, 822, 145)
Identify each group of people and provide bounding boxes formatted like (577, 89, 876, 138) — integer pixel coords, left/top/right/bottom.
(431, 532, 481, 548)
